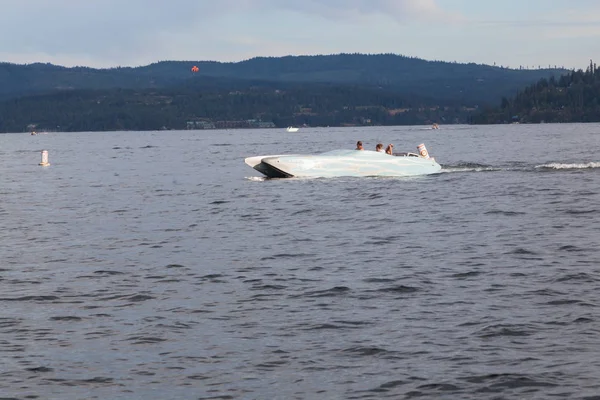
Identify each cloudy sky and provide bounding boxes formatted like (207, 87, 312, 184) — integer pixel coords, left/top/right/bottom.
(0, 0, 598, 69)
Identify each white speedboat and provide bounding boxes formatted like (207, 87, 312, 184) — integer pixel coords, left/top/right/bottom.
(245, 144, 441, 178)
(286, 126, 299, 132)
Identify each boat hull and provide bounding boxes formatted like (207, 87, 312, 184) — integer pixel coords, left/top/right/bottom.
(245, 150, 441, 178)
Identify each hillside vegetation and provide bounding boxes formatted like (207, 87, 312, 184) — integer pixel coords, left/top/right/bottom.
(0, 53, 564, 104)
(0, 53, 568, 132)
(473, 61, 600, 124)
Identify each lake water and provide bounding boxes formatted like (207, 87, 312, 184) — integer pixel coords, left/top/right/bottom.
(1, 124, 600, 400)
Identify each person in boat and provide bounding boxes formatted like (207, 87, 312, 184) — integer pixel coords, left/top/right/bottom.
(385, 144, 394, 155)
(356, 141, 364, 150)
(375, 143, 384, 152)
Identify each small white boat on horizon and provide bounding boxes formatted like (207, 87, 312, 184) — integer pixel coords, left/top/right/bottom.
(286, 126, 299, 132)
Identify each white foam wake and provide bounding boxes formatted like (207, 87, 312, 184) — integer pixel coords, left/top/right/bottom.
(440, 166, 500, 173)
(536, 162, 600, 170)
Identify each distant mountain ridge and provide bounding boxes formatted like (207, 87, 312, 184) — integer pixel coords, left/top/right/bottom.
(0, 53, 566, 105)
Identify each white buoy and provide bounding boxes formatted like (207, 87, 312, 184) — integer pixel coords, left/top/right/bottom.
(39, 150, 50, 166)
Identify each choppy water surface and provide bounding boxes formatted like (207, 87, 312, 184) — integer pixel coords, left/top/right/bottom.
(1, 124, 600, 399)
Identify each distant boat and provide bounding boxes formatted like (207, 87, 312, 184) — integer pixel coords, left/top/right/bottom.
(432, 123, 440, 130)
(286, 126, 299, 132)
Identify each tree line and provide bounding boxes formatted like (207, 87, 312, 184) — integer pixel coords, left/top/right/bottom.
(0, 53, 565, 105)
(1, 55, 592, 132)
(0, 83, 475, 133)
(472, 61, 600, 124)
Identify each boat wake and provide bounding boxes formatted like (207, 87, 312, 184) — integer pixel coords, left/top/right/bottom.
(440, 163, 500, 173)
(442, 161, 600, 174)
(246, 176, 267, 182)
(535, 162, 600, 170)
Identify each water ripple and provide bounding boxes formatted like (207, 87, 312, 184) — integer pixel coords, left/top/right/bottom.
(2, 125, 600, 399)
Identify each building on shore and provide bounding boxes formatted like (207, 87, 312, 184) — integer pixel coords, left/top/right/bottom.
(187, 118, 275, 130)
(186, 120, 216, 130)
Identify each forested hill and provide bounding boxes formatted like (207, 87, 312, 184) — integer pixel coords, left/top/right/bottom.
(0, 53, 565, 105)
(472, 61, 600, 124)
(0, 82, 472, 133)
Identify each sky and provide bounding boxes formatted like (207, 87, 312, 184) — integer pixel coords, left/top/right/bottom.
(0, 0, 598, 69)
